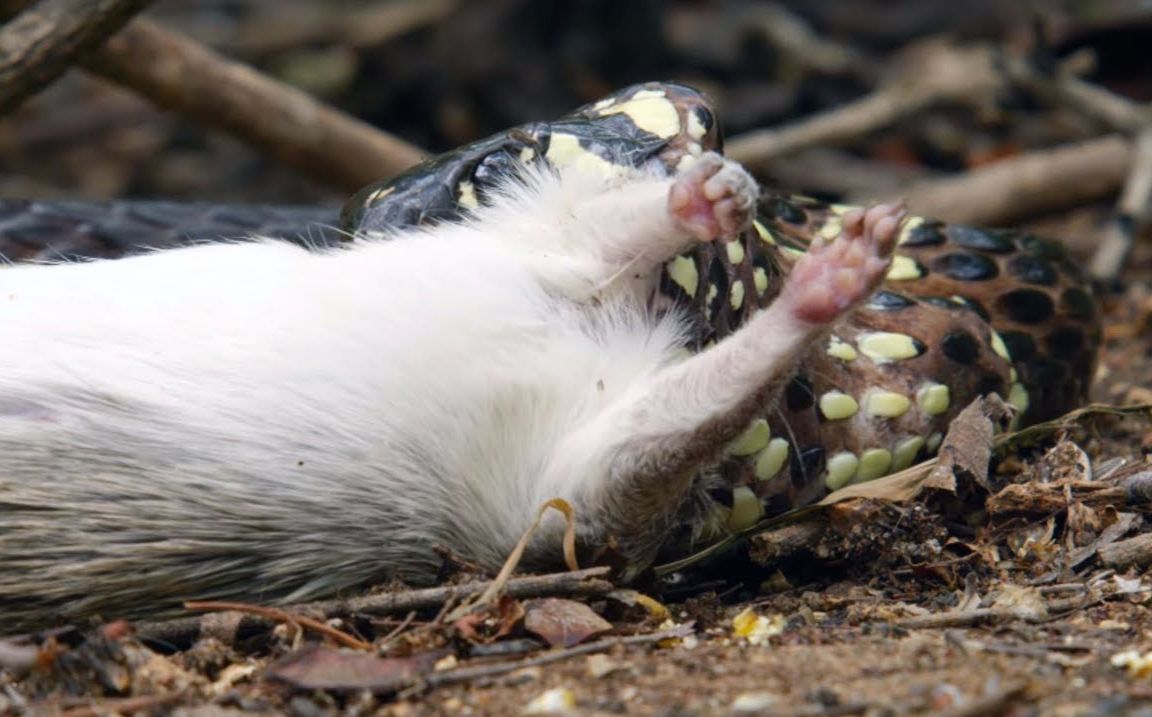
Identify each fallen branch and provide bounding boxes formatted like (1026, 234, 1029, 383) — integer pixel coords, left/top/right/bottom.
(0, 0, 151, 114)
(133, 567, 614, 646)
(83, 18, 425, 190)
(1091, 126, 1152, 281)
(894, 135, 1130, 225)
(727, 42, 1004, 170)
(1098, 533, 1152, 570)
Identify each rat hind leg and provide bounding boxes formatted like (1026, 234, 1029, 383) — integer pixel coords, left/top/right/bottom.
(549, 202, 906, 573)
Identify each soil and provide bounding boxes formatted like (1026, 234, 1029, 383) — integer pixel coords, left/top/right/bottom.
(3, 2, 1152, 714)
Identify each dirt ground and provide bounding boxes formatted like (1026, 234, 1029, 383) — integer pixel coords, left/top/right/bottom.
(4, 2, 1152, 715)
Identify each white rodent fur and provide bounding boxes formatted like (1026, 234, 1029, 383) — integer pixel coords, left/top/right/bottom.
(0, 153, 884, 630)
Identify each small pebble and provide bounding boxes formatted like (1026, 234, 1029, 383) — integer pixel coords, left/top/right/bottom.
(523, 687, 576, 715)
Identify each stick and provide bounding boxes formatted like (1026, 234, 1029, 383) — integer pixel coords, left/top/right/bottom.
(1091, 127, 1152, 280)
(0, 0, 152, 114)
(727, 43, 1003, 170)
(83, 18, 425, 190)
(133, 567, 614, 646)
(895, 135, 1131, 225)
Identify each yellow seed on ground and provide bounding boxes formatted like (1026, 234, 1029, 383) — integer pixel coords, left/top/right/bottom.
(727, 419, 771, 457)
(857, 332, 922, 362)
(925, 432, 944, 454)
(855, 448, 893, 483)
(754, 439, 790, 481)
(819, 391, 859, 420)
(892, 436, 926, 471)
(864, 390, 912, 418)
(667, 255, 698, 296)
(916, 382, 951, 416)
(826, 335, 858, 361)
(825, 452, 860, 491)
(726, 240, 746, 265)
(886, 255, 923, 281)
(726, 486, 765, 531)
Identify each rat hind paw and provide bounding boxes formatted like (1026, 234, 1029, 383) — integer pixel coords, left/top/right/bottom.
(667, 152, 758, 242)
(782, 201, 905, 325)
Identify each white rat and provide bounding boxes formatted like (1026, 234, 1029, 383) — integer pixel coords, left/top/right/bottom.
(0, 153, 902, 629)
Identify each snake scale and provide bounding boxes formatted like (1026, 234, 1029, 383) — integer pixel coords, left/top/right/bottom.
(0, 82, 1100, 535)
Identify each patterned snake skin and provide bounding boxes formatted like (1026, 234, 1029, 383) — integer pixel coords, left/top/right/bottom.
(0, 83, 1100, 533)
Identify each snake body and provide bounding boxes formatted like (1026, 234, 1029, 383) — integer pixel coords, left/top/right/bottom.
(0, 83, 1099, 532)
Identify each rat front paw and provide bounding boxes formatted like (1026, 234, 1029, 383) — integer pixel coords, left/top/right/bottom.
(667, 152, 758, 242)
(782, 202, 905, 325)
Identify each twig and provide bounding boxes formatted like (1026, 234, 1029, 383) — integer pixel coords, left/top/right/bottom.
(1091, 127, 1152, 281)
(76, 18, 424, 190)
(894, 135, 1131, 225)
(207, 0, 458, 56)
(133, 567, 614, 646)
(727, 43, 1003, 170)
(53, 693, 183, 717)
(182, 600, 372, 650)
(1098, 532, 1152, 570)
(423, 624, 693, 688)
(0, 0, 152, 114)
(895, 608, 1008, 629)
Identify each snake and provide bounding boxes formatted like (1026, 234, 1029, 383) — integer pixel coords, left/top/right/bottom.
(0, 82, 1100, 535)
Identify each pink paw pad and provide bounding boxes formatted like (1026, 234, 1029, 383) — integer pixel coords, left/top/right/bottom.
(667, 152, 758, 241)
(783, 202, 905, 325)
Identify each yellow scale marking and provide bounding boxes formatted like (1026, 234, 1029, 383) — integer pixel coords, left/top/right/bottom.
(819, 391, 859, 420)
(667, 255, 699, 296)
(990, 331, 1012, 361)
(886, 255, 923, 281)
(856, 332, 921, 362)
(825, 452, 860, 491)
(753, 220, 776, 245)
(754, 438, 790, 481)
(752, 267, 769, 296)
(730, 280, 745, 310)
(727, 419, 770, 457)
(819, 216, 843, 240)
(855, 448, 893, 483)
(896, 216, 924, 245)
(827, 335, 858, 361)
(686, 107, 708, 140)
(597, 94, 681, 139)
(727, 486, 764, 531)
(892, 436, 926, 471)
(726, 240, 745, 265)
(457, 180, 480, 211)
(915, 382, 950, 416)
(863, 390, 912, 418)
(545, 133, 628, 177)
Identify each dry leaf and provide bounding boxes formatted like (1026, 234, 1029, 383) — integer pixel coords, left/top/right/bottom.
(523, 599, 612, 648)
